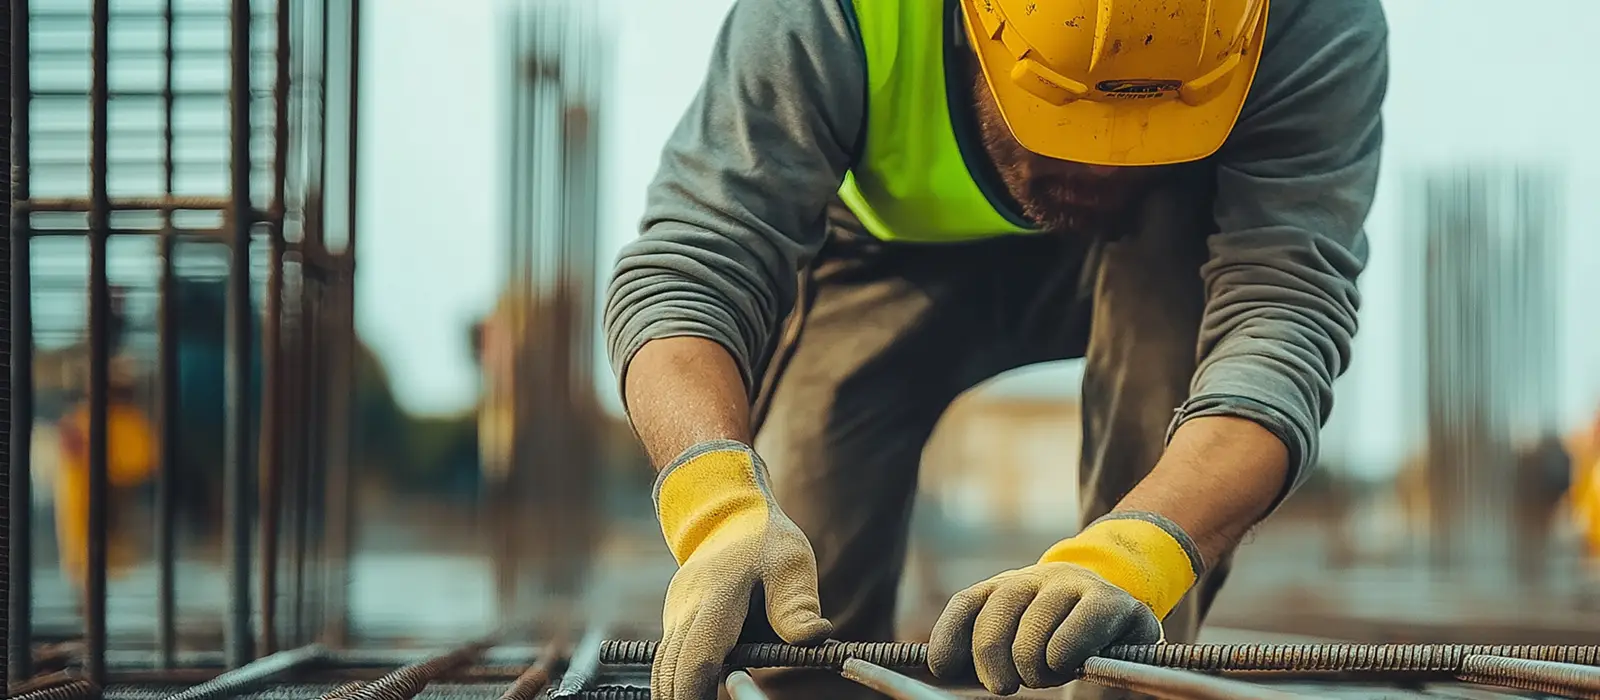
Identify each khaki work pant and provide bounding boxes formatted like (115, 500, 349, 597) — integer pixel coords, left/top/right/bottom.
(730, 174, 1237, 700)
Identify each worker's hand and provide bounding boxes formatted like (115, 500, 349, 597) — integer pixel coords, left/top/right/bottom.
(652, 440, 833, 700)
(927, 512, 1205, 695)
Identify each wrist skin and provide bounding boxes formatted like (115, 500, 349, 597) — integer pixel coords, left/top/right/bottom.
(624, 336, 754, 470)
(1113, 415, 1290, 566)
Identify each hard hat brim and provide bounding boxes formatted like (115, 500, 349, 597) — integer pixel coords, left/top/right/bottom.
(961, 0, 1268, 167)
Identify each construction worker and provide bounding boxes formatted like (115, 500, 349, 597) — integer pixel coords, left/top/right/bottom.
(604, 0, 1387, 698)
(1571, 410, 1600, 558)
(54, 364, 158, 598)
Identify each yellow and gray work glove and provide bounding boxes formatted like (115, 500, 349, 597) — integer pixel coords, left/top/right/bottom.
(928, 511, 1205, 695)
(651, 439, 834, 700)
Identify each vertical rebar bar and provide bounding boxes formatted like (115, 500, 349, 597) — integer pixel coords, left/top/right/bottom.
(154, 0, 179, 669)
(1, 0, 14, 691)
(320, 0, 359, 647)
(259, 0, 293, 657)
(8, 0, 35, 687)
(345, 0, 360, 262)
(85, 0, 114, 687)
(226, 0, 258, 669)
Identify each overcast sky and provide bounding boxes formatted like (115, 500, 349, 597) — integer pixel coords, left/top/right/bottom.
(355, 0, 1600, 478)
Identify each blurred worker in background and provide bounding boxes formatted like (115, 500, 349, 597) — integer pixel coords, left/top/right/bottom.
(1572, 410, 1600, 559)
(53, 360, 158, 599)
(604, 0, 1387, 698)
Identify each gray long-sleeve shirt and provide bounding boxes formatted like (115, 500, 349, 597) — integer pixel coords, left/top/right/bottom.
(604, 0, 1390, 499)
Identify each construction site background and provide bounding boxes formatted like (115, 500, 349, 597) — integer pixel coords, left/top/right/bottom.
(11, 0, 1600, 682)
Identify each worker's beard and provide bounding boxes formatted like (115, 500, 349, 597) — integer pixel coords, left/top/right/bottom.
(971, 74, 1157, 235)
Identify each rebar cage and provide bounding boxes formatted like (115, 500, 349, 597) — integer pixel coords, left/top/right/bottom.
(7, 0, 361, 689)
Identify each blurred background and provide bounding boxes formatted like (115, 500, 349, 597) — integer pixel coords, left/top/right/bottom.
(8, 0, 1600, 694)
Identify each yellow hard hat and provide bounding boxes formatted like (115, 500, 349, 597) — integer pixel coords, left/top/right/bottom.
(962, 0, 1270, 166)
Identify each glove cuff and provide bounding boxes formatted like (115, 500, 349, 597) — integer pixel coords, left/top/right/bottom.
(1038, 511, 1205, 619)
(652, 439, 777, 565)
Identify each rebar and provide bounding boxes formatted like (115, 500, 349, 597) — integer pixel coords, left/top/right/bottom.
(598, 641, 1600, 673)
(8, 0, 35, 687)
(159, 643, 329, 700)
(567, 687, 648, 700)
(12, 671, 92, 696)
(839, 659, 957, 700)
(549, 627, 607, 698)
(1, 0, 13, 688)
(1457, 654, 1600, 700)
(317, 681, 365, 700)
(11, 680, 102, 700)
(1078, 658, 1325, 700)
(153, 0, 179, 668)
(225, 0, 258, 668)
(85, 0, 114, 686)
(600, 640, 926, 670)
(259, 0, 294, 655)
(1103, 643, 1600, 673)
(724, 670, 769, 700)
(339, 641, 492, 700)
(498, 641, 565, 700)
(19, 197, 239, 213)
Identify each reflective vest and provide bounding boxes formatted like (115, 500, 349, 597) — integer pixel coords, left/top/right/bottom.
(837, 0, 1037, 243)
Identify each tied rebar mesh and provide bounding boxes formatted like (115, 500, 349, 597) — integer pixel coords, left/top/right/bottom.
(1457, 655, 1600, 699)
(598, 641, 1600, 673)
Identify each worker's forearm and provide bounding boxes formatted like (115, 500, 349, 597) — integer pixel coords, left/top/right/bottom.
(1115, 415, 1289, 566)
(623, 336, 753, 470)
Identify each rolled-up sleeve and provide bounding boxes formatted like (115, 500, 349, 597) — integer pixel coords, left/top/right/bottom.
(1171, 1, 1390, 506)
(602, 0, 865, 405)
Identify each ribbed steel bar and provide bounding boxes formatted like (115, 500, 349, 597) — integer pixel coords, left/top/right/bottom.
(549, 627, 607, 698)
(338, 640, 492, 700)
(724, 670, 769, 700)
(1079, 658, 1322, 700)
(497, 639, 565, 700)
(1, 0, 10, 685)
(224, 0, 258, 669)
(12, 671, 90, 697)
(159, 643, 328, 700)
(317, 681, 365, 700)
(8, 0, 36, 687)
(20, 197, 242, 212)
(258, 0, 294, 656)
(85, 0, 114, 686)
(153, 0, 179, 668)
(839, 659, 957, 700)
(567, 687, 647, 700)
(11, 680, 102, 700)
(344, 0, 360, 260)
(1457, 654, 1600, 700)
(598, 641, 1600, 674)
